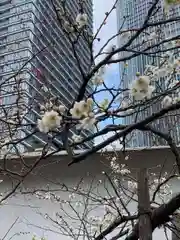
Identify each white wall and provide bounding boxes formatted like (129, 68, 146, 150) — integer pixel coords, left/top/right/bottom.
(0, 153, 178, 240)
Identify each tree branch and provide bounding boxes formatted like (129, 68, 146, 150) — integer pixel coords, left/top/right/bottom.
(126, 193, 180, 240)
(143, 126, 180, 174)
(69, 102, 180, 165)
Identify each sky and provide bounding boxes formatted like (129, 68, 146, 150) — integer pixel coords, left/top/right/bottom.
(93, 0, 121, 147)
(93, 0, 120, 107)
(93, 0, 119, 69)
(93, 0, 117, 52)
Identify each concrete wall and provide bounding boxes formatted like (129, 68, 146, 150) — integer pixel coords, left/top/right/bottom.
(0, 148, 179, 239)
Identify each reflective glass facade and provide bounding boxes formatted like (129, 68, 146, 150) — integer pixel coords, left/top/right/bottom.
(0, 0, 93, 152)
(117, 0, 180, 148)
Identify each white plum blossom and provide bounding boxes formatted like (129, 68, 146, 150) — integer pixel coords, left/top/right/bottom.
(130, 75, 154, 100)
(59, 105, 66, 113)
(89, 206, 117, 233)
(154, 68, 168, 78)
(136, 75, 150, 88)
(110, 158, 120, 173)
(161, 96, 173, 108)
(69, 193, 75, 199)
(72, 134, 83, 143)
(87, 98, 94, 106)
(77, 114, 96, 130)
(92, 66, 106, 86)
(150, 176, 172, 199)
(146, 85, 155, 99)
(42, 85, 48, 92)
(0, 144, 9, 156)
(125, 155, 129, 161)
(113, 178, 119, 187)
(100, 99, 109, 111)
(76, 13, 88, 28)
(110, 158, 130, 175)
(45, 193, 51, 200)
(63, 21, 74, 33)
(173, 95, 180, 103)
(38, 110, 62, 133)
(45, 102, 53, 109)
(128, 181, 137, 190)
(75, 201, 82, 208)
(92, 77, 104, 86)
(39, 104, 45, 111)
(120, 164, 131, 175)
(112, 156, 117, 161)
(152, 56, 180, 79)
(148, 57, 179, 79)
(101, 212, 116, 228)
(70, 98, 93, 118)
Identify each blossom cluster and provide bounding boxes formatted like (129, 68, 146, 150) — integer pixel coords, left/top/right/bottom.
(92, 66, 105, 86)
(70, 98, 96, 130)
(56, 1, 88, 33)
(76, 13, 88, 29)
(127, 49, 180, 106)
(150, 174, 172, 200)
(37, 98, 96, 134)
(37, 102, 65, 133)
(130, 75, 155, 101)
(62, 13, 88, 33)
(110, 156, 130, 175)
(127, 181, 138, 191)
(88, 198, 122, 234)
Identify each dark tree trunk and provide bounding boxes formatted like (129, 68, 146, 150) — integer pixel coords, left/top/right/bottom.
(138, 168, 152, 240)
(172, 213, 180, 240)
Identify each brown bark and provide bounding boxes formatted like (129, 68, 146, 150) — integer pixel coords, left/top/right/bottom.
(172, 213, 180, 240)
(138, 168, 152, 240)
(126, 193, 180, 240)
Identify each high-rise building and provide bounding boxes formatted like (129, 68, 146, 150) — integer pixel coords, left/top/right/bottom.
(117, 0, 180, 148)
(0, 0, 93, 153)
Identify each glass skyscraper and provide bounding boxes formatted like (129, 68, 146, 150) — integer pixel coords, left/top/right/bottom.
(117, 0, 180, 148)
(0, 0, 93, 153)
